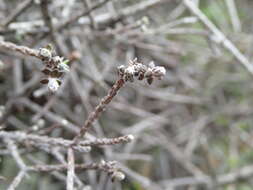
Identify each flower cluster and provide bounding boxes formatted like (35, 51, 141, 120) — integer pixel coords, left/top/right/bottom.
(39, 45, 70, 93)
(118, 58, 166, 84)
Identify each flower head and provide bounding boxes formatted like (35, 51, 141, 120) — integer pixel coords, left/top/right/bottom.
(118, 58, 166, 84)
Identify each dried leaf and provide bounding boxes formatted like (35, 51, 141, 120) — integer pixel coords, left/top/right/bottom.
(40, 79, 49, 84)
(147, 77, 153, 85)
(41, 68, 51, 75)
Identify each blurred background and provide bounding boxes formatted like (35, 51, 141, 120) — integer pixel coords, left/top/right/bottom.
(1, 0, 253, 189)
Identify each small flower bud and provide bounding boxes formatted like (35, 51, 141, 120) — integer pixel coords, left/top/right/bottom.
(52, 56, 63, 64)
(138, 72, 144, 80)
(141, 16, 150, 25)
(111, 171, 125, 181)
(58, 61, 70, 72)
(126, 134, 134, 142)
(152, 66, 166, 78)
(125, 65, 135, 75)
(141, 25, 148, 32)
(100, 159, 106, 166)
(37, 119, 45, 128)
(48, 77, 60, 92)
(32, 125, 39, 131)
(148, 61, 155, 68)
(124, 66, 135, 82)
(117, 65, 125, 75)
(61, 119, 69, 125)
(39, 48, 52, 59)
(144, 68, 153, 78)
(147, 77, 153, 85)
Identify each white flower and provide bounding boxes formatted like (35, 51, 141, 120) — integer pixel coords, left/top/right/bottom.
(126, 134, 134, 141)
(52, 56, 64, 64)
(47, 77, 59, 92)
(152, 66, 166, 78)
(124, 65, 135, 82)
(148, 61, 155, 69)
(100, 159, 106, 166)
(125, 65, 135, 75)
(112, 171, 125, 181)
(58, 62, 70, 72)
(39, 48, 52, 59)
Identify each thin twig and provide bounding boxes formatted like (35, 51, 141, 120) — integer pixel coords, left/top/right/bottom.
(7, 170, 26, 190)
(225, 0, 241, 32)
(67, 148, 75, 190)
(82, 0, 97, 29)
(0, 131, 134, 150)
(58, 0, 110, 30)
(28, 160, 125, 181)
(73, 78, 125, 142)
(4, 138, 27, 170)
(28, 161, 114, 172)
(183, 0, 253, 74)
(40, 0, 62, 54)
(1, 0, 33, 27)
(0, 131, 91, 153)
(0, 40, 41, 59)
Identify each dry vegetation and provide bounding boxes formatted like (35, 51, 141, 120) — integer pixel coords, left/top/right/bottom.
(1, 0, 253, 190)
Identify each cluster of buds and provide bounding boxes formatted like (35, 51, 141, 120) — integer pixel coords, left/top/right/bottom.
(39, 45, 70, 93)
(118, 58, 166, 85)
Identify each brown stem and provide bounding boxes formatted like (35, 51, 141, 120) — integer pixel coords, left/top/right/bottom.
(0, 40, 40, 59)
(73, 78, 125, 143)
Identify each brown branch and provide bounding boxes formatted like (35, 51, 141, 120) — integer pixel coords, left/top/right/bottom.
(79, 135, 134, 146)
(0, 131, 134, 150)
(29, 160, 125, 181)
(73, 59, 166, 142)
(73, 78, 125, 142)
(0, 40, 41, 59)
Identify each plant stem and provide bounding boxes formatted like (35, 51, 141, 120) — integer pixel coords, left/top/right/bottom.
(73, 78, 125, 143)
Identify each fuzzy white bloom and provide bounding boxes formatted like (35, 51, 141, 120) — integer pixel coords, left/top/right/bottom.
(141, 16, 150, 25)
(112, 171, 125, 181)
(126, 134, 134, 141)
(58, 61, 70, 72)
(124, 65, 136, 82)
(61, 119, 69, 125)
(144, 67, 153, 78)
(52, 56, 64, 64)
(148, 61, 155, 68)
(100, 159, 106, 166)
(39, 48, 52, 59)
(37, 119, 45, 128)
(125, 65, 135, 75)
(117, 65, 125, 72)
(32, 125, 39, 131)
(152, 66, 166, 78)
(47, 77, 59, 92)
